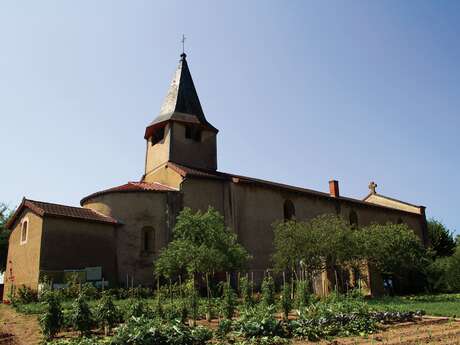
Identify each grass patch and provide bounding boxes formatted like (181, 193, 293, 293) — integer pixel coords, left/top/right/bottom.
(368, 293, 460, 317)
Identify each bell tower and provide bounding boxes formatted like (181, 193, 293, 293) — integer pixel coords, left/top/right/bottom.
(143, 53, 218, 175)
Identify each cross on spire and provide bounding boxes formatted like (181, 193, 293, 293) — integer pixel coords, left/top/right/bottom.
(181, 34, 186, 55)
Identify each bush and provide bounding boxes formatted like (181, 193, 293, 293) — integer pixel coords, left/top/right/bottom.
(111, 317, 212, 345)
(126, 298, 148, 319)
(221, 281, 237, 319)
(261, 276, 275, 307)
(69, 294, 94, 336)
(216, 319, 233, 338)
(95, 292, 120, 335)
(279, 284, 292, 320)
(294, 280, 310, 311)
(39, 291, 63, 340)
(239, 276, 254, 307)
(291, 299, 378, 340)
(16, 285, 38, 304)
(235, 304, 286, 338)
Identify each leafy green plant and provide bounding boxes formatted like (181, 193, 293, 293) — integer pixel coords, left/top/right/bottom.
(95, 292, 120, 335)
(235, 304, 285, 338)
(261, 276, 275, 307)
(239, 276, 254, 307)
(39, 291, 63, 340)
(221, 281, 237, 319)
(110, 316, 212, 345)
(294, 280, 310, 311)
(279, 284, 292, 320)
(69, 294, 94, 336)
(186, 279, 199, 326)
(16, 284, 38, 304)
(126, 298, 147, 319)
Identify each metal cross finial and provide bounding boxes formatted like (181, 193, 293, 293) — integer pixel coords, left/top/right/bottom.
(181, 34, 186, 54)
(369, 181, 378, 194)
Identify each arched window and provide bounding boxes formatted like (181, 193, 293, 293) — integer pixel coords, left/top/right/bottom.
(349, 210, 358, 228)
(283, 200, 296, 221)
(20, 220, 28, 245)
(141, 226, 155, 253)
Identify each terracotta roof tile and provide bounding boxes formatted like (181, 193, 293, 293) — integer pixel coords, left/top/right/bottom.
(6, 198, 118, 229)
(80, 181, 178, 205)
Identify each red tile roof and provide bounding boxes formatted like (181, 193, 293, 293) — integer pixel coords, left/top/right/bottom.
(6, 198, 119, 229)
(80, 181, 178, 205)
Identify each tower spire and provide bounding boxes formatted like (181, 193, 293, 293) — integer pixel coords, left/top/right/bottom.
(144, 51, 218, 139)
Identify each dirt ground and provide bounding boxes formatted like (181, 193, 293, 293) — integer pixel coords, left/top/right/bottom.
(0, 305, 40, 345)
(0, 305, 459, 345)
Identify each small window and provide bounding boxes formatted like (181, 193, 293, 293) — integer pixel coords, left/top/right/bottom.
(141, 226, 155, 253)
(349, 210, 358, 228)
(151, 126, 165, 146)
(20, 220, 28, 245)
(185, 125, 201, 142)
(283, 200, 296, 221)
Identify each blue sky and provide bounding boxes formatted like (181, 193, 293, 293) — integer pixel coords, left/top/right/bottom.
(0, 1, 459, 234)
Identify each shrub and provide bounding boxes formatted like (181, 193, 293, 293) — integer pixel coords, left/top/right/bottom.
(186, 279, 199, 326)
(235, 304, 285, 338)
(16, 285, 38, 304)
(216, 319, 233, 338)
(39, 291, 63, 340)
(95, 292, 120, 335)
(221, 281, 237, 319)
(261, 276, 275, 307)
(279, 284, 292, 320)
(294, 280, 310, 311)
(69, 294, 94, 336)
(111, 317, 212, 345)
(81, 283, 99, 300)
(126, 298, 147, 319)
(239, 276, 254, 307)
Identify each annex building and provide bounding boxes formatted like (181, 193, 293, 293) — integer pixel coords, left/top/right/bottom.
(4, 53, 428, 299)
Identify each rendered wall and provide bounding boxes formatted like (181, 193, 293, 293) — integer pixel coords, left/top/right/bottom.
(83, 191, 181, 287)
(39, 217, 117, 286)
(4, 210, 43, 297)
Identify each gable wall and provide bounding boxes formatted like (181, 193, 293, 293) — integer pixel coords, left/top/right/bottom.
(4, 210, 43, 298)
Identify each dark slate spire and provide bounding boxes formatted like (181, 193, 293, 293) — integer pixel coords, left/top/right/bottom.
(145, 53, 217, 138)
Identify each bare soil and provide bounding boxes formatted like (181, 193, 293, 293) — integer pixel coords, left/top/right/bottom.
(0, 305, 40, 345)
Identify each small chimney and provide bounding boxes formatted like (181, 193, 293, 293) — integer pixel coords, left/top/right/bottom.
(329, 180, 340, 198)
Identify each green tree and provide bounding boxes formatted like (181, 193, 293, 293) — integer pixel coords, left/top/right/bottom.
(273, 214, 361, 291)
(0, 204, 12, 273)
(427, 218, 456, 258)
(272, 219, 326, 283)
(360, 222, 427, 277)
(154, 207, 251, 282)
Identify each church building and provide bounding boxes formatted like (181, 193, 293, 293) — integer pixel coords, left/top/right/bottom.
(3, 53, 428, 299)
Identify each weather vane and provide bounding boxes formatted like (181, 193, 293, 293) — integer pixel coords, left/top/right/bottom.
(181, 34, 186, 54)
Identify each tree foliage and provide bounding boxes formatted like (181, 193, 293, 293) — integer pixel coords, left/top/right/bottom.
(0, 203, 12, 273)
(154, 207, 251, 278)
(427, 218, 456, 258)
(272, 214, 427, 290)
(359, 223, 427, 277)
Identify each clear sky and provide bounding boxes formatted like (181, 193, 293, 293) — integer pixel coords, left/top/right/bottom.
(0, 1, 459, 234)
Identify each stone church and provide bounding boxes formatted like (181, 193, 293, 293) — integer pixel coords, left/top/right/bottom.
(3, 53, 428, 299)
